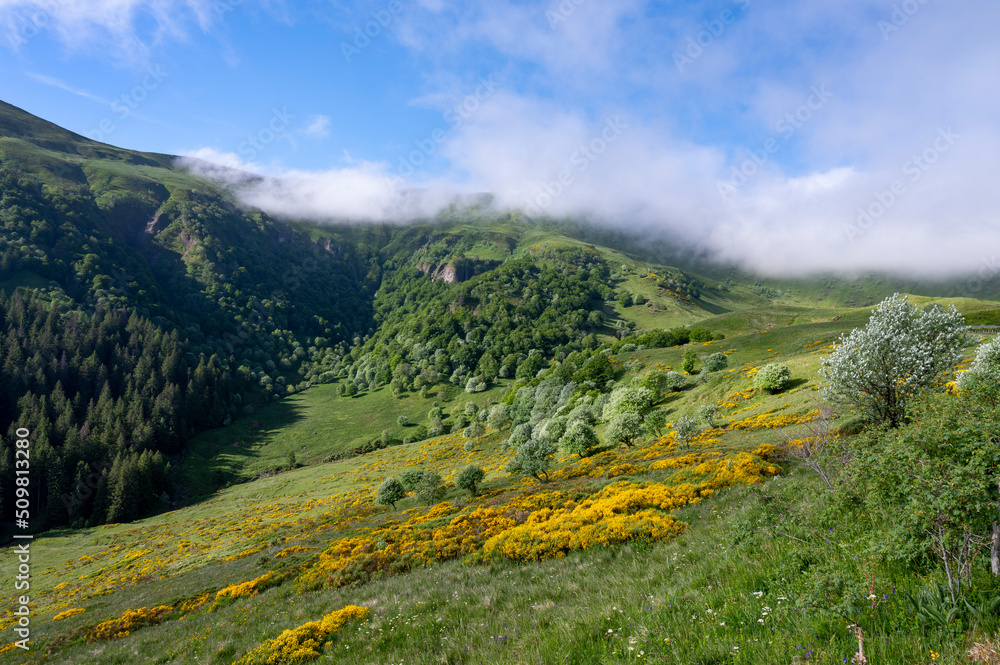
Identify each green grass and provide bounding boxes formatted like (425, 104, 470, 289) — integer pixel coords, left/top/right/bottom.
(6, 299, 1000, 664)
(180, 381, 510, 498)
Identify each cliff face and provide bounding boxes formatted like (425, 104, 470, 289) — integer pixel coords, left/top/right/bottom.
(416, 258, 501, 284)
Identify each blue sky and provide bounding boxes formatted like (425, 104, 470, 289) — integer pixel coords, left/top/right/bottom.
(1, 0, 999, 276)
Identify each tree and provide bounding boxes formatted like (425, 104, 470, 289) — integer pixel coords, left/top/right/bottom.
(846, 392, 1000, 601)
(702, 352, 728, 373)
(465, 375, 487, 393)
(601, 386, 655, 420)
(376, 476, 406, 509)
(487, 403, 512, 431)
(457, 465, 486, 496)
(639, 372, 667, 396)
(605, 412, 644, 448)
(682, 349, 697, 374)
(399, 469, 425, 491)
(463, 421, 485, 439)
(755, 363, 791, 393)
(662, 371, 686, 392)
(397, 415, 410, 426)
(505, 437, 557, 483)
(958, 337, 1000, 400)
(820, 294, 969, 427)
(697, 404, 720, 428)
(415, 470, 446, 504)
(560, 420, 599, 457)
(674, 415, 701, 445)
(644, 408, 668, 437)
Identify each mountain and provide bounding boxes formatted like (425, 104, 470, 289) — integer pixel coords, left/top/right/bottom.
(2, 99, 998, 530)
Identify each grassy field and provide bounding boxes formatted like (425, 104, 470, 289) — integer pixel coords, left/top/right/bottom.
(2, 297, 997, 664)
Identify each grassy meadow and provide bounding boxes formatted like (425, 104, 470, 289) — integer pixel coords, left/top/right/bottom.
(2, 296, 998, 664)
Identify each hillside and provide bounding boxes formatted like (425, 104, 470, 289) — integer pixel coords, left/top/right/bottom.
(1, 302, 998, 663)
(3, 102, 1000, 664)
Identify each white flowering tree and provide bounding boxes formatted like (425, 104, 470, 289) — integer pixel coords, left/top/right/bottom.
(957, 336, 1000, 397)
(820, 293, 969, 428)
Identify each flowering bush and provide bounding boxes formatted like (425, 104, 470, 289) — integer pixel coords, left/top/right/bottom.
(87, 605, 173, 642)
(702, 352, 728, 373)
(821, 293, 969, 427)
(235, 605, 369, 665)
(754, 363, 791, 393)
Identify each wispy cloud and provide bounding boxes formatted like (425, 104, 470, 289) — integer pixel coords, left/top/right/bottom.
(27, 72, 113, 106)
(303, 114, 330, 139)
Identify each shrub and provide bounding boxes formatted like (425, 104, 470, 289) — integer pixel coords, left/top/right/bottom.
(463, 441, 475, 452)
(375, 477, 406, 509)
(755, 363, 791, 393)
(620, 343, 638, 353)
(702, 352, 728, 373)
(639, 372, 667, 395)
(698, 404, 721, 428)
(682, 349, 697, 373)
(427, 418, 445, 437)
(560, 420, 599, 457)
(674, 415, 701, 445)
(465, 375, 487, 393)
(463, 421, 485, 439)
(644, 408, 667, 436)
(457, 465, 486, 496)
(958, 337, 1000, 394)
(415, 470, 446, 504)
(507, 423, 533, 449)
(662, 371, 686, 391)
(397, 415, 410, 426)
(821, 294, 969, 427)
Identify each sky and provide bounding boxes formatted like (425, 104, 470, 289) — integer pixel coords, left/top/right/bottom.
(1, 0, 998, 278)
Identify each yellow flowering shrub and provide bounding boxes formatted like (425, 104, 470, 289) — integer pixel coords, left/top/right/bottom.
(86, 605, 173, 642)
(216, 571, 281, 601)
(718, 388, 756, 409)
(605, 463, 641, 478)
(275, 546, 317, 558)
(235, 605, 369, 665)
(52, 608, 85, 621)
(648, 453, 706, 470)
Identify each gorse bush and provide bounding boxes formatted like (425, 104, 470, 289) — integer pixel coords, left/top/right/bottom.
(821, 293, 969, 427)
(754, 363, 791, 393)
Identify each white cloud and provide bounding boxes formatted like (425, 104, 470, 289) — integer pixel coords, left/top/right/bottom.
(303, 114, 330, 139)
